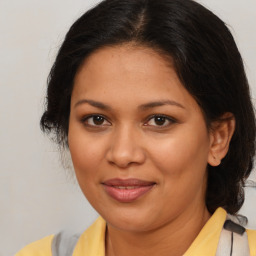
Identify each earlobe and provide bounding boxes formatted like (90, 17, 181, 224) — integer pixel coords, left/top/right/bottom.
(208, 113, 235, 166)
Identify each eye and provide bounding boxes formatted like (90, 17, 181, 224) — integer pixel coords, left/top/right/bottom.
(82, 115, 111, 127)
(145, 115, 175, 127)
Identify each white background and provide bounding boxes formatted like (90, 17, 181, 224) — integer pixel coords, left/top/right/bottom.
(0, 1, 255, 255)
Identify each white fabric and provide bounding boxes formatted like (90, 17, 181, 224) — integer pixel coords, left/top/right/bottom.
(216, 214, 250, 256)
(51, 231, 80, 256)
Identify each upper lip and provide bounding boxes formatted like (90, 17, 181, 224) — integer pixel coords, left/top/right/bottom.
(102, 178, 156, 186)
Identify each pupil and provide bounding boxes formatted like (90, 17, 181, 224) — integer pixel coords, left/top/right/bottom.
(155, 116, 165, 125)
(93, 116, 104, 125)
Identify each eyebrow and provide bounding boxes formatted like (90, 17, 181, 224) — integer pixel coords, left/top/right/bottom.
(138, 100, 185, 110)
(74, 99, 185, 110)
(74, 99, 112, 110)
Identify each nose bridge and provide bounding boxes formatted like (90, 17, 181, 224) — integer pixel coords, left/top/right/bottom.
(107, 124, 145, 168)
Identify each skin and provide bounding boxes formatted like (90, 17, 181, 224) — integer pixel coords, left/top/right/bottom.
(68, 45, 234, 256)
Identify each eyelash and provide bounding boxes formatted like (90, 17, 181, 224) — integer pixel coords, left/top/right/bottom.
(144, 114, 176, 128)
(81, 114, 176, 128)
(81, 114, 111, 127)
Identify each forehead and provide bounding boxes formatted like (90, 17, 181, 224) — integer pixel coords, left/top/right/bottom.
(75, 44, 174, 85)
(72, 45, 200, 113)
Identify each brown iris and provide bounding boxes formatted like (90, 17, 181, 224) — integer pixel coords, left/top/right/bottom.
(93, 116, 105, 125)
(154, 116, 166, 126)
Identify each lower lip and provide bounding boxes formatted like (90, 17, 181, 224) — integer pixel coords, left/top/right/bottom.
(103, 185, 155, 203)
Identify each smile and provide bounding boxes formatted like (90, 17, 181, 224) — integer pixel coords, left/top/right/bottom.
(102, 178, 156, 203)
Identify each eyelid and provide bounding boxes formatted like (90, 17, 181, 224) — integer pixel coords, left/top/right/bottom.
(144, 114, 177, 127)
(81, 114, 112, 126)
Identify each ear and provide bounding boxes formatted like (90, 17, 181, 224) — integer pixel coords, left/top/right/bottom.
(208, 113, 235, 166)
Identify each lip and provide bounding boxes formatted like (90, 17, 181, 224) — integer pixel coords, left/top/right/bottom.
(102, 178, 156, 203)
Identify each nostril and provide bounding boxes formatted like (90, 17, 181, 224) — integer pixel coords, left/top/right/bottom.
(106, 146, 146, 168)
(105, 129, 146, 167)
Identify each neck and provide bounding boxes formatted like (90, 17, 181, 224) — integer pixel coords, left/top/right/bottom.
(106, 206, 211, 256)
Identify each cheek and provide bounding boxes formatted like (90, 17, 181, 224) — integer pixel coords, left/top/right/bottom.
(68, 135, 106, 208)
(68, 126, 106, 182)
(149, 125, 210, 180)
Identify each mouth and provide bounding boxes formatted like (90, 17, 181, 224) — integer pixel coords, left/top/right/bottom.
(102, 178, 156, 203)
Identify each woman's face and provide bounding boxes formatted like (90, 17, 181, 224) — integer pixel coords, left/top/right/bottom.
(69, 45, 212, 232)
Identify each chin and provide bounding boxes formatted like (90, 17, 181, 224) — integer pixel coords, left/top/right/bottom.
(100, 207, 161, 232)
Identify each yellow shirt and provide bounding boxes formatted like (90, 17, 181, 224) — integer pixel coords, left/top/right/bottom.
(16, 207, 256, 256)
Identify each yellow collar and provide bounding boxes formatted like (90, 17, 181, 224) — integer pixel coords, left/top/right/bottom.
(73, 207, 227, 256)
(183, 207, 227, 256)
(73, 216, 106, 256)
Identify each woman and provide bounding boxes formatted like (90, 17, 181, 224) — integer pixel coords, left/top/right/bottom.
(16, 0, 256, 255)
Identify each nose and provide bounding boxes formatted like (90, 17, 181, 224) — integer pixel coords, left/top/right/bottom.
(106, 126, 146, 168)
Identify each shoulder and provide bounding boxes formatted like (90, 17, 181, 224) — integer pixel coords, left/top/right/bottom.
(15, 234, 54, 256)
(246, 228, 256, 256)
(15, 232, 80, 256)
(247, 228, 256, 239)
(15, 217, 106, 256)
